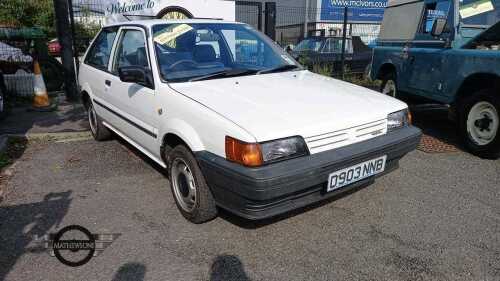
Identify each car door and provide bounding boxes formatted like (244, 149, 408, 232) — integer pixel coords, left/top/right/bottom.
(82, 27, 119, 123)
(107, 27, 159, 156)
(407, 0, 452, 98)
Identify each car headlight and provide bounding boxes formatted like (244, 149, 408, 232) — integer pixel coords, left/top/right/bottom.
(225, 136, 308, 167)
(387, 109, 411, 132)
(261, 136, 308, 164)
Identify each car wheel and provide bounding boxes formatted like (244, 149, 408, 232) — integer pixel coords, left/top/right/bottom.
(380, 72, 398, 98)
(458, 89, 500, 159)
(168, 145, 217, 223)
(88, 101, 111, 141)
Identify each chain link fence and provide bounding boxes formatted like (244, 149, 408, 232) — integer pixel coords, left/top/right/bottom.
(235, 4, 381, 80)
(71, 0, 106, 57)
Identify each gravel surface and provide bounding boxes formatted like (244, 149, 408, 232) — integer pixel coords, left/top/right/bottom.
(0, 138, 499, 281)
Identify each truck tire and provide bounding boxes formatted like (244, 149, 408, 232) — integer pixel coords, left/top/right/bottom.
(380, 72, 398, 98)
(168, 145, 217, 223)
(88, 101, 112, 141)
(458, 89, 500, 159)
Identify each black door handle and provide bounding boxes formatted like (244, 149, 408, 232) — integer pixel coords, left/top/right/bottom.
(105, 80, 111, 86)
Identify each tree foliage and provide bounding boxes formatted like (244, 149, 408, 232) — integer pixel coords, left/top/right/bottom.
(0, 0, 56, 37)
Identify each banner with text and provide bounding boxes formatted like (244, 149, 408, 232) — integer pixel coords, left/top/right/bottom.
(320, 0, 388, 22)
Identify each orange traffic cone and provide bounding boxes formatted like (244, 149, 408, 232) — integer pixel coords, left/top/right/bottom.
(32, 60, 50, 108)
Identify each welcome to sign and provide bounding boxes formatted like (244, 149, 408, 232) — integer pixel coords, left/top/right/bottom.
(107, 0, 156, 15)
(320, 0, 388, 23)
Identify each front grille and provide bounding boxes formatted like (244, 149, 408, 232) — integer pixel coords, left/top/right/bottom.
(305, 119, 387, 154)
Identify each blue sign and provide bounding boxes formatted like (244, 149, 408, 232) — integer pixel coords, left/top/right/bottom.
(320, 0, 388, 22)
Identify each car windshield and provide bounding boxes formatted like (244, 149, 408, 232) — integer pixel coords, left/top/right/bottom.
(294, 38, 324, 52)
(459, 0, 500, 27)
(152, 23, 299, 82)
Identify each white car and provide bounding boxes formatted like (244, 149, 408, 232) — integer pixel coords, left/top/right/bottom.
(78, 19, 421, 223)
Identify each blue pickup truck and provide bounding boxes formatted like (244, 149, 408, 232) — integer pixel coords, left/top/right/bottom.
(371, 0, 500, 158)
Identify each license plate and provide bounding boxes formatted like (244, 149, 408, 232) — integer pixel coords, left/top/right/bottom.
(327, 155, 387, 192)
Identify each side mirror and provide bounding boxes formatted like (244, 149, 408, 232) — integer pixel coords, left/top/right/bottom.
(118, 66, 153, 88)
(431, 18, 447, 37)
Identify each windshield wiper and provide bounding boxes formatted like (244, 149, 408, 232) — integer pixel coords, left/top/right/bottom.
(189, 69, 258, 82)
(257, 64, 301, 75)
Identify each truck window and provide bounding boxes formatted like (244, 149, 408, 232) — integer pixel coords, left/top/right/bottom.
(378, 1, 426, 41)
(422, 1, 451, 33)
(460, 0, 500, 27)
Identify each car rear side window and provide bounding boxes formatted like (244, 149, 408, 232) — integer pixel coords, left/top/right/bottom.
(84, 27, 118, 70)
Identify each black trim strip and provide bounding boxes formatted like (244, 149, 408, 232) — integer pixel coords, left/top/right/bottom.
(93, 99, 157, 138)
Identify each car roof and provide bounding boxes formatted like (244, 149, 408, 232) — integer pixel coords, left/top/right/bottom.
(104, 19, 242, 28)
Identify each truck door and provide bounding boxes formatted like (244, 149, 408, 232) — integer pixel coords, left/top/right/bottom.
(407, 0, 453, 98)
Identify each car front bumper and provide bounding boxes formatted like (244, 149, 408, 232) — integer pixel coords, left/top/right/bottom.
(195, 126, 422, 220)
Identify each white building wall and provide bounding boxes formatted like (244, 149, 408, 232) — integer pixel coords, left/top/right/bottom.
(85, 0, 236, 23)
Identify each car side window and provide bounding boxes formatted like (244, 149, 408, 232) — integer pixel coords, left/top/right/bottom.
(322, 39, 352, 54)
(85, 27, 118, 70)
(322, 39, 331, 53)
(422, 1, 451, 33)
(113, 29, 149, 73)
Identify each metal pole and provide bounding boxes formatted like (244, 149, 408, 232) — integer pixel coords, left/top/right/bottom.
(340, 6, 348, 80)
(53, 0, 78, 101)
(303, 0, 309, 39)
(68, 0, 79, 75)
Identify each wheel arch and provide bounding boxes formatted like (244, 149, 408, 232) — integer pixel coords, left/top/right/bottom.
(455, 73, 500, 104)
(376, 63, 397, 80)
(160, 119, 205, 163)
(79, 82, 94, 111)
(81, 90, 91, 111)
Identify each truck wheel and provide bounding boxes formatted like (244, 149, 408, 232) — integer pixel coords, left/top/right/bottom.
(458, 89, 500, 159)
(380, 72, 398, 98)
(168, 145, 217, 223)
(88, 101, 111, 141)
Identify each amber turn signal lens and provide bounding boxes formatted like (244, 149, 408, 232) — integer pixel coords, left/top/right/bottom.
(407, 110, 413, 125)
(225, 136, 263, 167)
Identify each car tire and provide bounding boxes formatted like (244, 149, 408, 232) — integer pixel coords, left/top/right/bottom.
(380, 72, 398, 98)
(458, 89, 500, 159)
(167, 145, 217, 223)
(88, 101, 112, 141)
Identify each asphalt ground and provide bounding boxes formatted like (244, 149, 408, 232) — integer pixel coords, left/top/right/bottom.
(0, 129, 499, 281)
